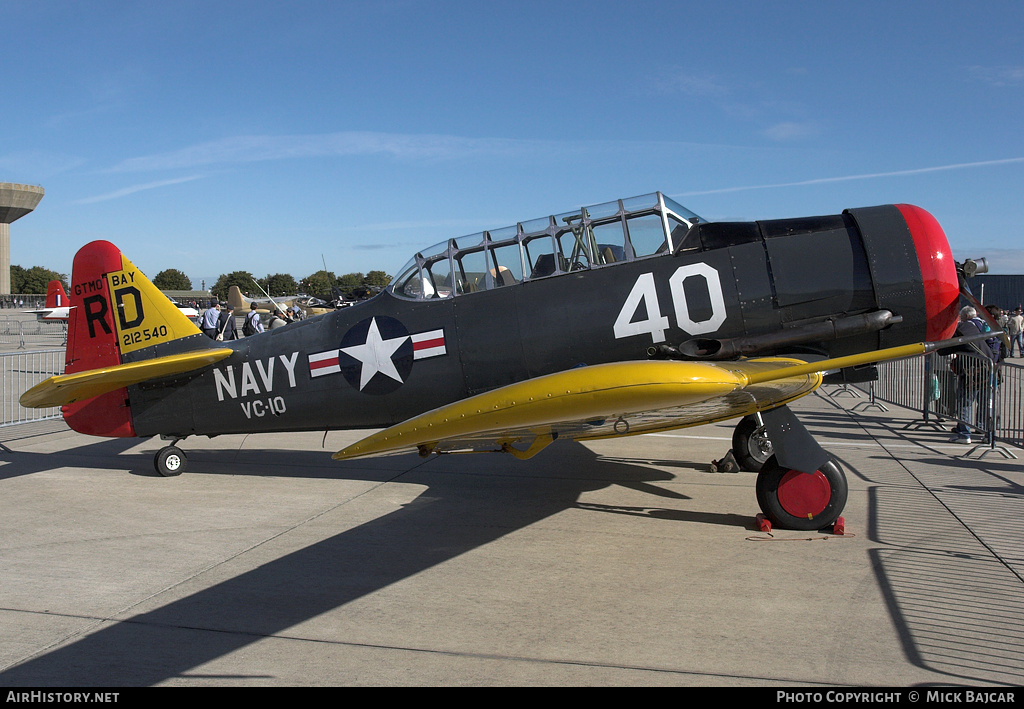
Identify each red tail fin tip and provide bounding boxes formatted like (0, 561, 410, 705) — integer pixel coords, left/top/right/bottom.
(45, 280, 68, 309)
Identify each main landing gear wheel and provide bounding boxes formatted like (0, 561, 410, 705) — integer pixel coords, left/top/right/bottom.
(755, 454, 847, 531)
(732, 415, 773, 472)
(155, 446, 186, 477)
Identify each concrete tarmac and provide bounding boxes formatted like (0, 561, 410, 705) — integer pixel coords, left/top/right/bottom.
(0, 390, 1022, 687)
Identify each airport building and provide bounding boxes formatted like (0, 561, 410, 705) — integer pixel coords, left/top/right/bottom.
(0, 183, 45, 295)
(161, 289, 215, 306)
(970, 274, 1024, 311)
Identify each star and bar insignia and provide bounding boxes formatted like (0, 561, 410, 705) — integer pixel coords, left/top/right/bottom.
(307, 316, 446, 394)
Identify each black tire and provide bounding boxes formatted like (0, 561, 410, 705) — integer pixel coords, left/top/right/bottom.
(155, 446, 186, 477)
(755, 455, 847, 531)
(732, 415, 773, 472)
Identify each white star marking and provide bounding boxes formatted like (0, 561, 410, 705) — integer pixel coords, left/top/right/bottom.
(341, 317, 410, 390)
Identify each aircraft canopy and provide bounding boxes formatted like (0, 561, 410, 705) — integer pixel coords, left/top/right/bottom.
(390, 192, 702, 300)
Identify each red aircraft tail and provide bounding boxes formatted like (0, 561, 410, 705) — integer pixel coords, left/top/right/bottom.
(61, 241, 206, 437)
(45, 280, 68, 309)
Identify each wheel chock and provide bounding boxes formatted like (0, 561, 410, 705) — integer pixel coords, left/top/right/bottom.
(710, 450, 740, 473)
(755, 513, 772, 532)
(832, 517, 846, 535)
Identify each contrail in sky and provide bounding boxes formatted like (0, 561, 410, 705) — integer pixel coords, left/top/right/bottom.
(74, 175, 203, 204)
(673, 157, 1024, 197)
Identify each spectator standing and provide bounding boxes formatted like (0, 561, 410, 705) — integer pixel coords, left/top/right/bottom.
(200, 301, 221, 339)
(243, 302, 264, 336)
(949, 306, 1000, 444)
(268, 308, 289, 329)
(1008, 308, 1023, 357)
(217, 303, 238, 340)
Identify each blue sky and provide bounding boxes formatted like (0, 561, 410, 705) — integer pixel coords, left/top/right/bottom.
(2, 0, 1023, 290)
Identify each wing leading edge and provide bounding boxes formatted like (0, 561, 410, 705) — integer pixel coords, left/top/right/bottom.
(333, 357, 814, 461)
(334, 343, 930, 461)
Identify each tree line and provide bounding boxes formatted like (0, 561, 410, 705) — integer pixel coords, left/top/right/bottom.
(10, 265, 68, 294)
(152, 268, 392, 301)
(8, 264, 392, 300)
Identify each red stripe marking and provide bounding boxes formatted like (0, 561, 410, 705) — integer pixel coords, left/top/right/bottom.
(310, 356, 339, 370)
(413, 337, 444, 351)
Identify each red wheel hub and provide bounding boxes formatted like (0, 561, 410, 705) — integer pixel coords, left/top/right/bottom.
(777, 470, 831, 519)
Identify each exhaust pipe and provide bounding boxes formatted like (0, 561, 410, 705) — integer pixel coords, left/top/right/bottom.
(649, 310, 902, 361)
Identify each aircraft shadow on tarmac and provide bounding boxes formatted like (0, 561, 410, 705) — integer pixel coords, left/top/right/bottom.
(0, 435, 744, 686)
(573, 501, 752, 529)
(0, 436, 142, 482)
(868, 484, 1024, 686)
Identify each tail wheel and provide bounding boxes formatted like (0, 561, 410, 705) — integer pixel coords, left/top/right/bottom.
(732, 415, 773, 472)
(155, 446, 186, 477)
(755, 455, 847, 531)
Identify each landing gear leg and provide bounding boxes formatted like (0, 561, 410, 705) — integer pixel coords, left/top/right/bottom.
(753, 406, 847, 530)
(154, 440, 187, 477)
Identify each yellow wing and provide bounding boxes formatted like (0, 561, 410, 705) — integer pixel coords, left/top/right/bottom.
(334, 343, 927, 461)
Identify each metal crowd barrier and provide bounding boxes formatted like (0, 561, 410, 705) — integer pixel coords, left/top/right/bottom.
(993, 356, 1024, 450)
(1, 349, 65, 426)
(852, 351, 1022, 459)
(0, 317, 68, 349)
(0, 318, 19, 347)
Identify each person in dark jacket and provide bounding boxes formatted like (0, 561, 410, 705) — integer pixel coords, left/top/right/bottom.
(217, 303, 238, 340)
(949, 306, 999, 444)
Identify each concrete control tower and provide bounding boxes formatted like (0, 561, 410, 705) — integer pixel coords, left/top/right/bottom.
(0, 183, 45, 294)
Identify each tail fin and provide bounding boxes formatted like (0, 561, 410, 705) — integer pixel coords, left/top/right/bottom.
(227, 285, 250, 312)
(45, 280, 68, 309)
(61, 241, 204, 437)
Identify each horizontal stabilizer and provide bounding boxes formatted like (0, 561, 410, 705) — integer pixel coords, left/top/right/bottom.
(21, 348, 232, 408)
